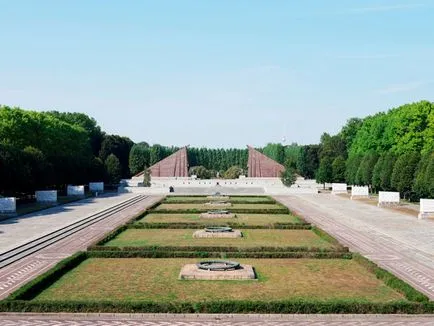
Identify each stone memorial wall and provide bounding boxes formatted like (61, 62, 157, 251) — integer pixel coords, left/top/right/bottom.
(35, 190, 57, 202)
(0, 197, 16, 213)
(332, 183, 347, 195)
(378, 191, 400, 206)
(351, 186, 369, 199)
(418, 199, 434, 219)
(89, 182, 104, 192)
(67, 185, 85, 196)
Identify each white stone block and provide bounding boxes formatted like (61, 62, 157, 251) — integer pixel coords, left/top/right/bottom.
(35, 190, 57, 202)
(67, 185, 85, 196)
(378, 191, 400, 206)
(0, 197, 16, 213)
(89, 182, 104, 192)
(418, 199, 434, 219)
(332, 183, 347, 195)
(351, 186, 369, 199)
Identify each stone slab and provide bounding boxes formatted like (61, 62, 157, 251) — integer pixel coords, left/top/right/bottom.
(0, 198, 16, 213)
(206, 195, 229, 200)
(378, 191, 400, 206)
(351, 186, 369, 199)
(89, 182, 104, 192)
(179, 264, 256, 280)
(200, 212, 236, 219)
(331, 183, 347, 195)
(418, 199, 434, 219)
(193, 229, 242, 238)
(35, 191, 57, 203)
(67, 185, 85, 196)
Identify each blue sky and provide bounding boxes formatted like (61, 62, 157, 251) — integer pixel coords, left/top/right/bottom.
(1, 0, 433, 148)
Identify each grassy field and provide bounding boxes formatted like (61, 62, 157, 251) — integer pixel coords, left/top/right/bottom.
(103, 229, 334, 249)
(34, 258, 405, 303)
(164, 196, 275, 203)
(138, 213, 302, 226)
(154, 203, 285, 211)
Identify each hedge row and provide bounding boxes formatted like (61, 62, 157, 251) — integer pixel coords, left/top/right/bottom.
(151, 208, 290, 215)
(2, 299, 433, 314)
(89, 244, 348, 253)
(132, 222, 311, 230)
(87, 251, 353, 259)
(163, 200, 276, 205)
(353, 254, 429, 303)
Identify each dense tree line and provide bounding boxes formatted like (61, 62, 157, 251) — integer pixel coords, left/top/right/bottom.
(0, 106, 133, 196)
(314, 101, 433, 200)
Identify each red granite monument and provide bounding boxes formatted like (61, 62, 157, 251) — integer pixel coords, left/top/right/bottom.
(135, 147, 189, 177)
(247, 146, 285, 178)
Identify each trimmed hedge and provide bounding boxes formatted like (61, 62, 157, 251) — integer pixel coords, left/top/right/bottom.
(133, 222, 311, 230)
(1, 299, 433, 314)
(151, 208, 290, 215)
(6, 252, 87, 301)
(89, 245, 348, 253)
(87, 250, 353, 259)
(354, 254, 430, 303)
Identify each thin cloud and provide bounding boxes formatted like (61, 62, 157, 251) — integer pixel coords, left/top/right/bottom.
(376, 81, 431, 94)
(340, 3, 425, 14)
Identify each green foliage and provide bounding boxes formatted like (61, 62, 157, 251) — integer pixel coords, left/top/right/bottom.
(189, 166, 213, 179)
(315, 156, 333, 186)
(331, 156, 346, 183)
(187, 147, 248, 172)
(355, 152, 379, 186)
(391, 152, 420, 195)
(105, 154, 122, 184)
(412, 153, 434, 198)
(262, 143, 285, 164)
(99, 135, 134, 178)
(223, 165, 244, 179)
(129, 142, 150, 176)
(345, 155, 362, 185)
(297, 145, 320, 179)
(134, 222, 311, 230)
(281, 166, 297, 187)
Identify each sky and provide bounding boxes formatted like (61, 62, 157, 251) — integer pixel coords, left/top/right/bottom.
(1, 0, 433, 148)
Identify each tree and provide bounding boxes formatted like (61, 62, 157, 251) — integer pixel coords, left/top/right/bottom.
(345, 155, 363, 185)
(189, 166, 212, 179)
(99, 135, 134, 178)
(413, 153, 434, 198)
(355, 152, 378, 186)
(316, 156, 333, 188)
(105, 154, 122, 184)
(371, 155, 385, 192)
(223, 165, 243, 179)
(391, 152, 420, 196)
(281, 166, 297, 187)
(379, 152, 396, 190)
(332, 156, 346, 183)
(129, 142, 150, 176)
(142, 168, 151, 187)
(263, 143, 285, 164)
(297, 145, 320, 179)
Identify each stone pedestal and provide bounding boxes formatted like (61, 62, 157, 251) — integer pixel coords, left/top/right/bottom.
(204, 202, 232, 207)
(193, 230, 242, 238)
(179, 264, 256, 280)
(206, 195, 229, 200)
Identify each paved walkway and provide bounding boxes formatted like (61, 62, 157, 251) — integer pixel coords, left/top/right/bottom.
(0, 194, 140, 254)
(0, 313, 433, 325)
(0, 195, 162, 299)
(275, 194, 434, 300)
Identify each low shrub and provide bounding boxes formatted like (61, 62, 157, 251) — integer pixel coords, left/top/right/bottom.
(133, 222, 311, 230)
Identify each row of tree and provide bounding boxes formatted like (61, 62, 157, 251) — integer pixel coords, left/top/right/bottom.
(314, 101, 434, 199)
(0, 106, 134, 196)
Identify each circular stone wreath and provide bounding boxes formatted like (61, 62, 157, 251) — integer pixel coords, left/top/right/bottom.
(197, 260, 241, 271)
(204, 226, 233, 233)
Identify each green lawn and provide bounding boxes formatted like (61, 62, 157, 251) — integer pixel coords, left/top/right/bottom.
(154, 203, 286, 211)
(138, 213, 301, 226)
(34, 258, 405, 303)
(103, 229, 334, 249)
(164, 196, 275, 203)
